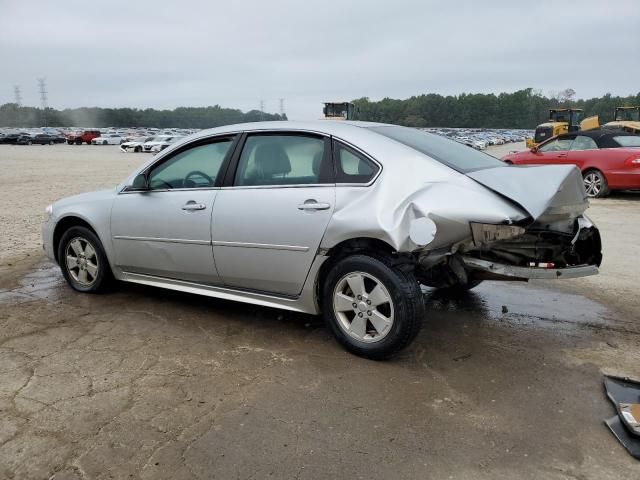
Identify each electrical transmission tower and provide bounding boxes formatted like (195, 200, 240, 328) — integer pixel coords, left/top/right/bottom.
(13, 85, 22, 126)
(13, 85, 22, 106)
(259, 99, 265, 121)
(37, 78, 48, 126)
(279, 98, 285, 117)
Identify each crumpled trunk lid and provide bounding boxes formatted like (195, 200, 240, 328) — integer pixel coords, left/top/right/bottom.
(466, 164, 588, 221)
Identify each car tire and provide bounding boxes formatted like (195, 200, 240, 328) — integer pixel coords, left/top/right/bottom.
(322, 254, 424, 360)
(583, 169, 609, 198)
(58, 226, 112, 293)
(134, 146, 141, 152)
(76, 140, 82, 145)
(102, 140, 108, 145)
(49, 140, 53, 145)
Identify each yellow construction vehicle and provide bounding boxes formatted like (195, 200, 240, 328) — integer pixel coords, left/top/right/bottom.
(525, 108, 599, 148)
(604, 106, 640, 133)
(322, 102, 356, 120)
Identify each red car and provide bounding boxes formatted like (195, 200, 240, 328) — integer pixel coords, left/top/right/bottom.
(502, 129, 640, 198)
(66, 129, 101, 145)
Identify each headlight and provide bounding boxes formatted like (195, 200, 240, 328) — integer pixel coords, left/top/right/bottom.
(45, 204, 53, 218)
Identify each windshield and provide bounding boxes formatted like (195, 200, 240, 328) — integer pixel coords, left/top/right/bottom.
(614, 136, 640, 147)
(615, 109, 640, 122)
(368, 125, 506, 173)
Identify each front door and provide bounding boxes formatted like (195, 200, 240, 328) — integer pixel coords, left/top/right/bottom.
(531, 136, 575, 164)
(111, 137, 236, 283)
(212, 133, 335, 296)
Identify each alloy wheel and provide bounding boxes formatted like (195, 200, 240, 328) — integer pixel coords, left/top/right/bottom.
(332, 271, 394, 343)
(584, 172, 602, 197)
(65, 237, 99, 286)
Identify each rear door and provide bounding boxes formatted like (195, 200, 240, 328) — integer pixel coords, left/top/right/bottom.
(211, 132, 335, 296)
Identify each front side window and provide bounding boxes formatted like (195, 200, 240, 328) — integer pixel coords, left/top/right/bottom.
(570, 136, 598, 151)
(614, 135, 640, 147)
(538, 137, 574, 152)
(234, 134, 328, 186)
(334, 141, 379, 183)
(148, 139, 233, 190)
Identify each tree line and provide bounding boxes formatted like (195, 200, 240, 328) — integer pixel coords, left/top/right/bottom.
(1, 88, 639, 129)
(352, 88, 640, 129)
(0, 104, 286, 128)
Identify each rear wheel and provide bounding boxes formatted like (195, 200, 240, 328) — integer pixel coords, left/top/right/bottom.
(583, 169, 609, 198)
(134, 146, 141, 152)
(102, 140, 108, 145)
(322, 254, 424, 359)
(58, 226, 112, 293)
(75, 139, 82, 145)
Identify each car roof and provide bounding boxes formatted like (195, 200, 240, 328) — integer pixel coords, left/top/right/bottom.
(191, 120, 391, 138)
(555, 127, 639, 148)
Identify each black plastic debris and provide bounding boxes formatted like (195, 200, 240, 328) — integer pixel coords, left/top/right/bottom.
(603, 375, 640, 459)
(606, 416, 640, 459)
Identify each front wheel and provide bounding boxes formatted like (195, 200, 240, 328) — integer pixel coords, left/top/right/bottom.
(583, 169, 609, 198)
(322, 254, 424, 359)
(58, 226, 112, 293)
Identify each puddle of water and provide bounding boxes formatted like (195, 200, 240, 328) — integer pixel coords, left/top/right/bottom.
(423, 281, 615, 332)
(0, 261, 622, 334)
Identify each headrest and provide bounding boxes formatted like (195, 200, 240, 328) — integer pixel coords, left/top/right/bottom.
(254, 143, 291, 177)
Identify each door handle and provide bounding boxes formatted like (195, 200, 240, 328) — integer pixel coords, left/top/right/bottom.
(182, 201, 206, 211)
(298, 200, 331, 211)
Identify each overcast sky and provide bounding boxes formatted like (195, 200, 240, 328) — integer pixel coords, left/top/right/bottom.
(1, 0, 639, 120)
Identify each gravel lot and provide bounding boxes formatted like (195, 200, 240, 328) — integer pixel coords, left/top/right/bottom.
(0, 142, 639, 479)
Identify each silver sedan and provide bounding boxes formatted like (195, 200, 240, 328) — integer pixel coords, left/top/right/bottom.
(42, 121, 602, 358)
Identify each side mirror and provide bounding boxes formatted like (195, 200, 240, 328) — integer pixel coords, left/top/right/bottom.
(129, 173, 149, 191)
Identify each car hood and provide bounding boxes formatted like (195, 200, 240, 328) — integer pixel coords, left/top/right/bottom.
(53, 188, 117, 212)
(467, 164, 588, 221)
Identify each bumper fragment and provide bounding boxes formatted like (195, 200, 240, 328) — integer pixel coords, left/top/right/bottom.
(462, 256, 599, 280)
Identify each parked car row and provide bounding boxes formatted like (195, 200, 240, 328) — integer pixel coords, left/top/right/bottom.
(119, 135, 185, 153)
(424, 128, 532, 150)
(0, 132, 66, 145)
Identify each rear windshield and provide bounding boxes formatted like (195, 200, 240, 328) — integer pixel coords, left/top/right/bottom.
(614, 136, 640, 147)
(368, 125, 505, 173)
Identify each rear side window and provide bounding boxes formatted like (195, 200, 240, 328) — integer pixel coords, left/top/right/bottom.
(570, 136, 598, 151)
(333, 141, 379, 184)
(234, 134, 330, 186)
(614, 136, 640, 147)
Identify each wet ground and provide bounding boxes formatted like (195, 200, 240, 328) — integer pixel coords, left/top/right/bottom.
(1, 257, 639, 479)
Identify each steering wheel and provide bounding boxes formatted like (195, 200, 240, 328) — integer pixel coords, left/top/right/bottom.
(184, 170, 214, 187)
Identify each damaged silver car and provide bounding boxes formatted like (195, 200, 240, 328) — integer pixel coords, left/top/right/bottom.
(42, 121, 602, 358)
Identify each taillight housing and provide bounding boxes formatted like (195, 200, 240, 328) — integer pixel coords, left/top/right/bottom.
(624, 156, 640, 167)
